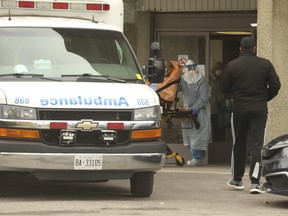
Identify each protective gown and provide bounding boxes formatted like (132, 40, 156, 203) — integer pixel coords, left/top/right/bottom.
(180, 70, 211, 151)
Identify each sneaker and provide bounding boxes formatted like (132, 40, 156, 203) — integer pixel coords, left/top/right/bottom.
(187, 159, 202, 166)
(250, 184, 266, 194)
(227, 178, 244, 190)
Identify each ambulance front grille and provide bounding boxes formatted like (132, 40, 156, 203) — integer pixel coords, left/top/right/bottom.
(41, 130, 131, 146)
(38, 109, 133, 121)
(38, 109, 132, 146)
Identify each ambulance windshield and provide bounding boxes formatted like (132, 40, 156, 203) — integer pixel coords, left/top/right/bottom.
(0, 28, 141, 80)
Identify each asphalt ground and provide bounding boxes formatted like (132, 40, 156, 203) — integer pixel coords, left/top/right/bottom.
(155, 164, 288, 216)
(0, 164, 287, 216)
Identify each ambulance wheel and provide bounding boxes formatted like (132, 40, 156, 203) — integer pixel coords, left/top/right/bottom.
(130, 172, 154, 197)
(175, 154, 185, 167)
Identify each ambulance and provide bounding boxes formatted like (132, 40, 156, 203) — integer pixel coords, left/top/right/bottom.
(0, 0, 166, 197)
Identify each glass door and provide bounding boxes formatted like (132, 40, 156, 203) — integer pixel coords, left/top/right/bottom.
(157, 32, 209, 76)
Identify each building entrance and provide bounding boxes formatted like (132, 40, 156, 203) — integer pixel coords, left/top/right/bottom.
(158, 31, 253, 163)
(152, 12, 256, 163)
(157, 32, 209, 146)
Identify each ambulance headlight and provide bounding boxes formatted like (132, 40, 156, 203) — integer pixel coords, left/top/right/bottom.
(1, 105, 37, 120)
(134, 106, 161, 121)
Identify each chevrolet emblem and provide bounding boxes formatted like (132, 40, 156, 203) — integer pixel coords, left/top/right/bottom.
(75, 120, 99, 131)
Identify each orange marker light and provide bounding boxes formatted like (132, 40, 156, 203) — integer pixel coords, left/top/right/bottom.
(131, 128, 161, 140)
(0, 128, 40, 139)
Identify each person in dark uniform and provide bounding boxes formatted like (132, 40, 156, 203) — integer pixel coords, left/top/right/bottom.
(220, 36, 281, 194)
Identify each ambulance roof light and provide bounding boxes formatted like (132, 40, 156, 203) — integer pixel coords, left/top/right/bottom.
(86, 3, 102, 11)
(19, 1, 34, 8)
(1, 0, 122, 32)
(2, 0, 110, 11)
(103, 4, 110, 11)
(53, 2, 69, 10)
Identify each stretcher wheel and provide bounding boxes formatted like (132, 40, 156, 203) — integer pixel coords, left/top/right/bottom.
(175, 154, 185, 167)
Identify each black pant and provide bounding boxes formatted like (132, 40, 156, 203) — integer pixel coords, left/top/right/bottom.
(231, 111, 267, 184)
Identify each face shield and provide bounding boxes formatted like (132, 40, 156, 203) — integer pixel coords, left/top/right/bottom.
(185, 59, 197, 72)
(185, 64, 197, 72)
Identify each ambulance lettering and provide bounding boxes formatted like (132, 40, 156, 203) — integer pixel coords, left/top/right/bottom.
(136, 98, 149, 106)
(40, 96, 129, 106)
(15, 97, 30, 105)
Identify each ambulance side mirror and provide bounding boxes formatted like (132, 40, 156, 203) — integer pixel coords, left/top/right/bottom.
(146, 42, 165, 83)
(147, 58, 165, 83)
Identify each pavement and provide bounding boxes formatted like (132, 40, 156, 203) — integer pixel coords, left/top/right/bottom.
(163, 162, 232, 174)
(154, 163, 288, 216)
(0, 162, 287, 216)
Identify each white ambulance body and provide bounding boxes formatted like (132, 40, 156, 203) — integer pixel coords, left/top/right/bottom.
(0, 0, 166, 197)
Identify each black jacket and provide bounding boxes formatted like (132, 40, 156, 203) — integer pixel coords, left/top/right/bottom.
(220, 51, 281, 113)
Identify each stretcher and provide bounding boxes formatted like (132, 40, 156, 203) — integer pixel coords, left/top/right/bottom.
(153, 61, 200, 167)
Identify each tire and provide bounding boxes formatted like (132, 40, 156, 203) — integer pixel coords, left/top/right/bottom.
(130, 172, 154, 197)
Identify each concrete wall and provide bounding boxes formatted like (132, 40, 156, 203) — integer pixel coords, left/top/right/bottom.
(123, 0, 152, 69)
(257, 0, 288, 143)
(135, 11, 153, 69)
(123, 0, 142, 53)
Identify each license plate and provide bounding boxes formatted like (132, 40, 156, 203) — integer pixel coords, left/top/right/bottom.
(74, 155, 103, 170)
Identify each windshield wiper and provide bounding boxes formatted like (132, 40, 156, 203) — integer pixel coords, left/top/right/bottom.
(0, 73, 62, 81)
(62, 73, 126, 83)
(0, 73, 44, 78)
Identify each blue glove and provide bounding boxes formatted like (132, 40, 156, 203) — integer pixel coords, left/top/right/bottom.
(150, 83, 157, 91)
(191, 108, 198, 115)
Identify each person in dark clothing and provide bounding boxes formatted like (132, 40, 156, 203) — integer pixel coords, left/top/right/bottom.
(220, 36, 281, 194)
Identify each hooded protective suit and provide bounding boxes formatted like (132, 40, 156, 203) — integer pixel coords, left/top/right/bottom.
(180, 60, 211, 152)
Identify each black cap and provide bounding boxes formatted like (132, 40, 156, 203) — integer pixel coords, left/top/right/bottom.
(240, 36, 255, 49)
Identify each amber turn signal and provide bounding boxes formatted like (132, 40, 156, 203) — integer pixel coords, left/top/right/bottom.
(0, 128, 40, 139)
